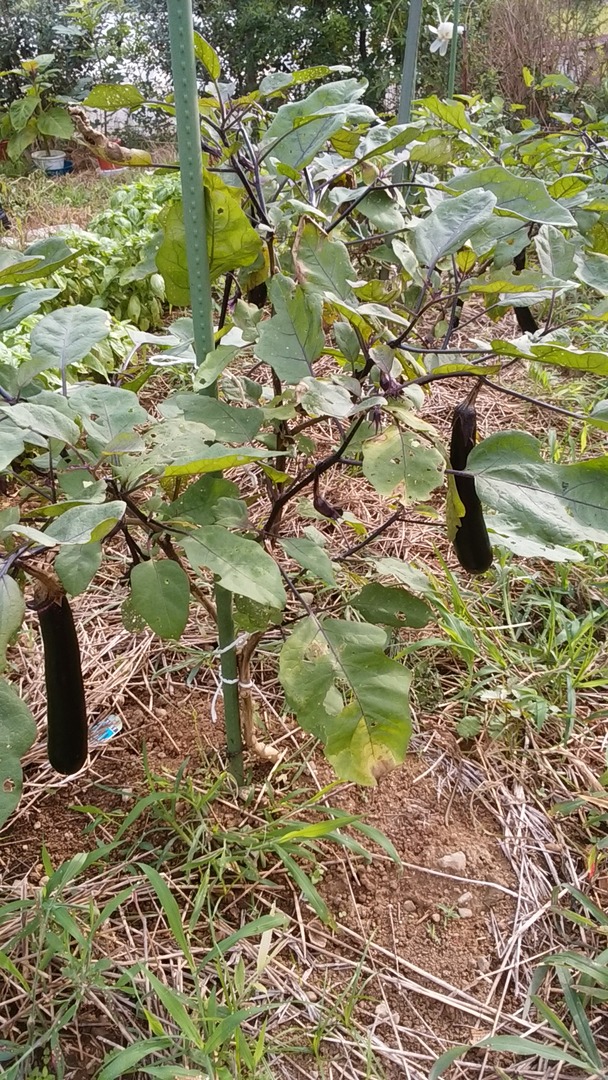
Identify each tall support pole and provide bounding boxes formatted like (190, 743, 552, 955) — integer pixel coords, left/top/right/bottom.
(166, 0, 243, 782)
(447, 0, 461, 98)
(397, 0, 424, 125)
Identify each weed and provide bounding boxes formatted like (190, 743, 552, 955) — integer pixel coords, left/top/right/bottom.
(0, 760, 397, 1080)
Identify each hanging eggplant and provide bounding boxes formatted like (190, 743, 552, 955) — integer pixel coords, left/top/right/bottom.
(449, 389, 493, 575)
(33, 581, 87, 775)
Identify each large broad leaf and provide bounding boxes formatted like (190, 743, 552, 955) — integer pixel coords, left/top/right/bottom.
(68, 384, 149, 447)
(44, 501, 126, 544)
(156, 202, 194, 306)
(55, 543, 102, 596)
(362, 426, 444, 502)
(30, 306, 111, 376)
(259, 64, 351, 95)
(0, 401, 79, 445)
(0, 250, 42, 286)
(254, 274, 324, 383)
(469, 267, 574, 306)
(447, 166, 576, 226)
(295, 221, 357, 303)
(279, 617, 411, 785)
(490, 339, 608, 378)
(157, 440, 274, 477)
(263, 78, 373, 171)
(279, 537, 337, 586)
(84, 84, 144, 110)
(0, 679, 37, 828)
(130, 560, 190, 640)
(0, 431, 25, 471)
(162, 475, 239, 526)
(205, 175, 263, 280)
(7, 125, 37, 160)
(159, 394, 263, 442)
(193, 32, 221, 79)
(36, 107, 74, 139)
(296, 377, 355, 419)
(192, 345, 238, 390)
(412, 190, 497, 270)
(523, 343, 608, 376)
(357, 189, 405, 232)
(420, 95, 472, 133)
(351, 583, 432, 628)
(487, 517, 584, 562)
(183, 528, 286, 608)
(574, 249, 608, 295)
(9, 95, 40, 131)
(0, 287, 61, 333)
(22, 236, 77, 279)
(0, 577, 25, 672)
(156, 188, 262, 303)
(535, 224, 579, 280)
(468, 431, 608, 551)
(373, 557, 435, 597)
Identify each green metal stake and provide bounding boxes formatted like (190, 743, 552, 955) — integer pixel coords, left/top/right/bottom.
(447, 0, 461, 99)
(397, 0, 425, 126)
(167, 0, 243, 783)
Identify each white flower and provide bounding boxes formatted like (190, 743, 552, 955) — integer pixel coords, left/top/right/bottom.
(428, 20, 464, 57)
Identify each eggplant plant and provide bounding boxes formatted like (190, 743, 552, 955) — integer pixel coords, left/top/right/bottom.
(1, 32, 608, 825)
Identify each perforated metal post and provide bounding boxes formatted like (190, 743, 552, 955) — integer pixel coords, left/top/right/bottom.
(447, 0, 461, 98)
(167, 0, 243, 782)
(397, 0, 424, 126)
(167, 0, 214, 363)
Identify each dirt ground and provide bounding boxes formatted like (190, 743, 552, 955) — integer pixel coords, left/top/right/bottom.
(0, 647, 521, 1075)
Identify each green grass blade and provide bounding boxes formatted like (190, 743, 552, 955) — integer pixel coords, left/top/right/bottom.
(479, 1035, 594, 1070)
(198, 913, 287, 968)
(430, 1044, 471, 1078)
(94, 885, 136, 931)
(137, 862, 193, 967)
(555, 968, 602, 1067)
(144, 969, 204, 1050)
(531, 994, 579, 1047)
(98, 1037, 172, 1080)
(275, 849, 331, 924)
(0, 949, 29, 991)
(205, 1006, 262, 1055)
(550, 952, 608, 988)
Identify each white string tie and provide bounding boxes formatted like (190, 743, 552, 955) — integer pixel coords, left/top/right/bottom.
(208, 633, 253, 723)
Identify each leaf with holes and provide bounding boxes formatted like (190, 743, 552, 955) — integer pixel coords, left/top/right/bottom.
(362, 426, 444, 502)
(279, 617, 411, 785)
(84, 84, 144, 110)
(351, 583, 432, 628)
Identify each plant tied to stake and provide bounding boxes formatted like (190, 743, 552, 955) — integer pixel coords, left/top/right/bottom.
(2, 27, 608, 821)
